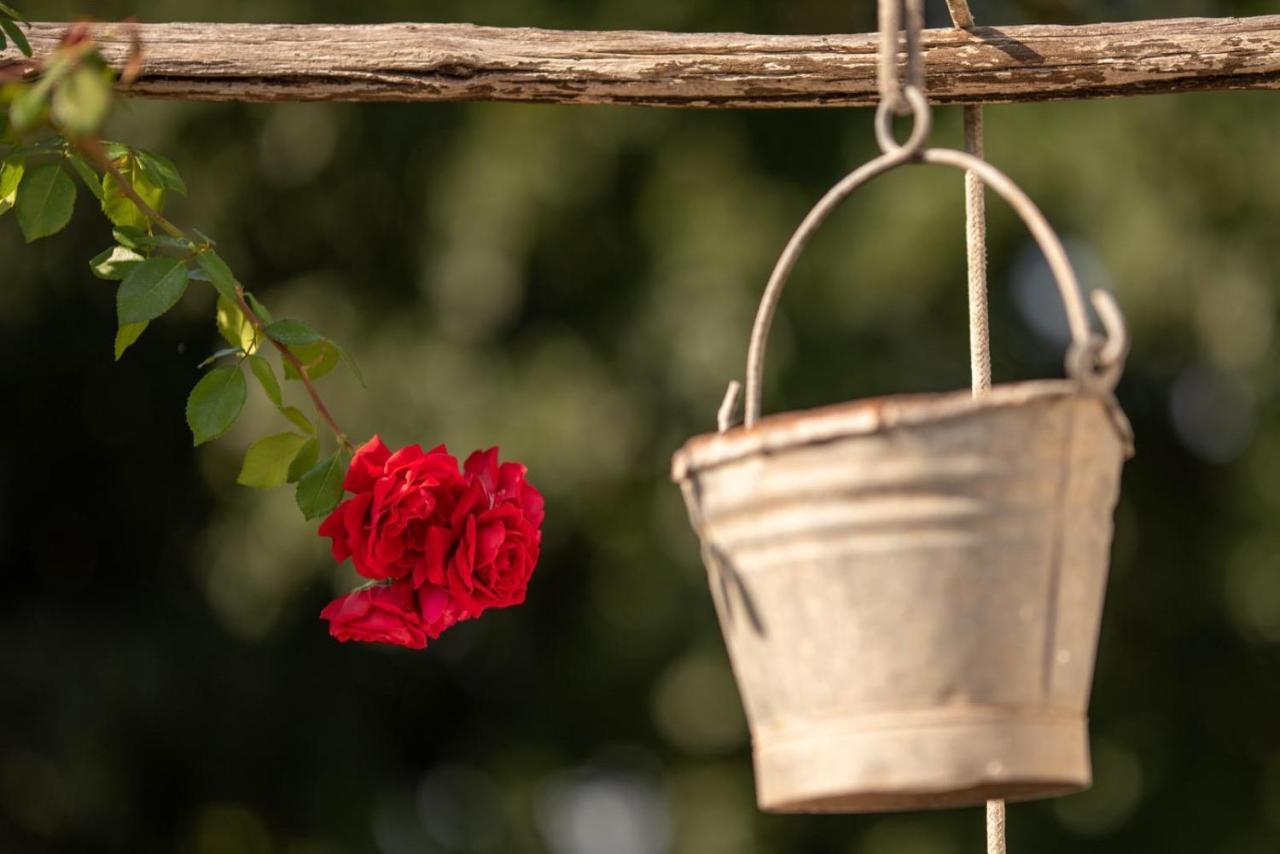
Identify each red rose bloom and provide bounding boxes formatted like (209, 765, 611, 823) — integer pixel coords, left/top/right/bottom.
(319, 437, 544, 648)
(417, 448, 545, 618)
(318, 437, 462, 582)
(320, 581, 462, 649)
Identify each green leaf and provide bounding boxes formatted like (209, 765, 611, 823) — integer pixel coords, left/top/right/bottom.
(197, 347, 242, 368)
(135, 149, 186, 195)
(216, 295, 256, 351)
(102, 141, 130, 162)
(278, 405, 316, 435)
(335, 343, 367, 388)
(66, 154, 104, 201)
(9, 83, 49, 132)
(0, 157, 22, 216)
(3, 138, 66, 160)
(89, 244, 144, 280)
(114, 321, 147, 360)
(185, 366, 247, 446)
(0, 18, 30, 58)
(101, 156, 164, 230)
(111, 226, 147, 251)
(247, 354, 282, 405)
(15, 163, 75, 241)
(0, 3, 29, 22)
(265, 319, 323, 347)
(287, 438, 319, 483)
(118, 255, 188, 325)
(125, 232, 194, 254)
(245, 292, 273, 324)
(283, 339, 339, 382)
(237, 432, 311, 489)
(295, 452, 346, 519)
(50, 64, 113, 137)
(195, 250, 238, 303)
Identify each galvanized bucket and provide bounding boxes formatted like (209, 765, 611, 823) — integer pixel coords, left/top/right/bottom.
(672, 133, 1133, 814)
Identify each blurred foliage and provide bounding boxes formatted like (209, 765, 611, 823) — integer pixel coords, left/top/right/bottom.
(3, 0, 1280, 852)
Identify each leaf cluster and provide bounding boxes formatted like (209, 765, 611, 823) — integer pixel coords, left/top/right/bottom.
(1, 14, 361, 520)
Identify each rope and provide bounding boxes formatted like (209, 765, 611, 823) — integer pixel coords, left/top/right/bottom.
(986, 799, 1007, 854)
(962, 106, 991, 394)
(945, 3, 1002, 851)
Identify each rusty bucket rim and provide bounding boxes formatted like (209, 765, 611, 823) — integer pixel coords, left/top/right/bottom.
(672, 379, 1129, 482)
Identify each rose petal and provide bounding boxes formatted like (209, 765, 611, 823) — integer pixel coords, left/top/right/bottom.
(344, 435, 393, 493)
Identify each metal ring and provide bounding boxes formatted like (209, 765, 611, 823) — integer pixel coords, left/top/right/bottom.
(875, 85, 931, 156)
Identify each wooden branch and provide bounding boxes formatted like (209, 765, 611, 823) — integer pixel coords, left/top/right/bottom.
(10, 16, 1280, 107)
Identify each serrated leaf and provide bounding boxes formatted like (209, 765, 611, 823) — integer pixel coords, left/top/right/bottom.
(265, 319, 323, 347)
(287, 438, 319, 483)
(247, 354, 281, 405)
(196, 250, 238, 303)
(111, 225, 147, 250)
(114, 321, 147, 360)
(51, 64, 113, 137)
(295, 452, 345, 519)
(236, 432, 310, 489)
(66, 154, 104, 201)
(118, 255, 188, 324)
(15, 163, 75, 241)
(0, 157, 21, 216)
(216, 295, 256, 352)
(186, 366, 247, 446)
(278, 405, 316, 435)
(101, 156, 163, 230)
(245, 292, 273, 324)
(89, 244, 144, 280)
(135, 149, 186, 195)
(197, 347, 242, 368)
(283, 339, 339, 382)
(0, 18, 30, 58)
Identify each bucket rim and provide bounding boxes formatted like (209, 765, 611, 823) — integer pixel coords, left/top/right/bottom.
(672, 379, 1130, 481)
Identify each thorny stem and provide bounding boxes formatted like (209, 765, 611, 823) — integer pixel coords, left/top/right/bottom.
(234, 289, 354, 454)
(75, 137, 188, 239)
(72, 135, 355, 456)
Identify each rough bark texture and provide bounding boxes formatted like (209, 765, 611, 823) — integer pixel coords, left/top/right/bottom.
(8, 16, 1280, 107)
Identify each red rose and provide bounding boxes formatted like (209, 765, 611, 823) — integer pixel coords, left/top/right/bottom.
(318, 436, 462, 582)
(416, 448, 545, 618)
(320, 581, 464, 649)
(318, 438, 544, 649)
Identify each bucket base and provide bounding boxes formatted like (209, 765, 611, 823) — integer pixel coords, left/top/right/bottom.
(753, 709, 1090, 813)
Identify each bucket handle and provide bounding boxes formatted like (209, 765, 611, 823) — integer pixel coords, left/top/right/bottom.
(740, 86, 1128, 430)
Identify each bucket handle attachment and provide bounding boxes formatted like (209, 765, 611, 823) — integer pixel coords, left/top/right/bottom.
(738, 85, 1129, 430)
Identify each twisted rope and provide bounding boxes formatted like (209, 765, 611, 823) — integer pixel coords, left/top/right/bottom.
(945, 2, 1003, 852)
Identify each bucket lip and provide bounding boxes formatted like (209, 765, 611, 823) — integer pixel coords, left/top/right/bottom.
(672, 379, 1124, 481)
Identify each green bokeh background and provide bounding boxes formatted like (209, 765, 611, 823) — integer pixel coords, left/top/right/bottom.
(4, 1, 1280, 851)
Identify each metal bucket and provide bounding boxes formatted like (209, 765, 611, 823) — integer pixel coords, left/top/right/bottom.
(672, 132, 1133, 813)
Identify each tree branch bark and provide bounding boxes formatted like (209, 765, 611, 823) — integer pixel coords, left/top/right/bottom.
(8, 16, 1280, 107)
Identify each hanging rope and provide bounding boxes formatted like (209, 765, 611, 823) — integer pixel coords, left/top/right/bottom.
(944, 1, 1002, 851)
